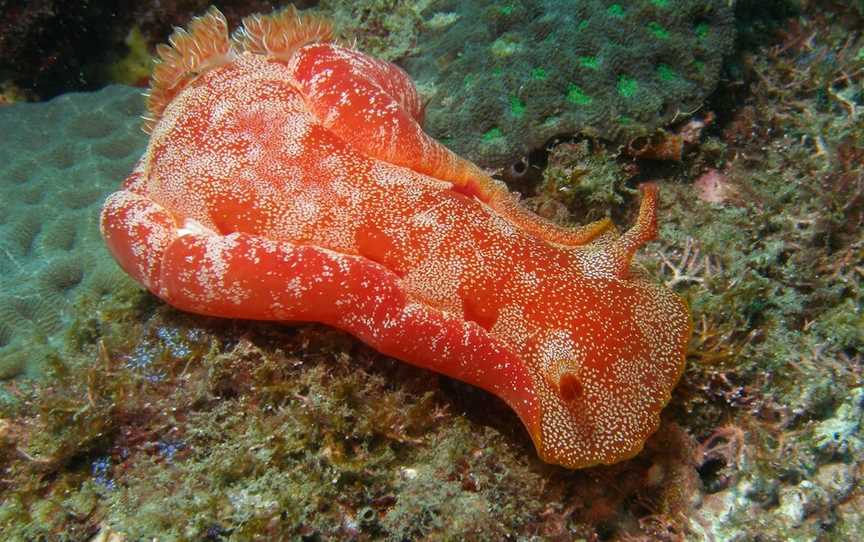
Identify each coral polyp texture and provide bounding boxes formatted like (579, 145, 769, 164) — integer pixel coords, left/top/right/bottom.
(100, 6, 690, 469)
(402, 0, 735, 168)
(0, 86, 145, 377)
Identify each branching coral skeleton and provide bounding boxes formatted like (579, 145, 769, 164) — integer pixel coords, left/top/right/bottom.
(655, 237, 722, 289)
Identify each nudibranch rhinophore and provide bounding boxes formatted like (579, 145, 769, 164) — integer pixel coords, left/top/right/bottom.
(101, 6, 691, 469)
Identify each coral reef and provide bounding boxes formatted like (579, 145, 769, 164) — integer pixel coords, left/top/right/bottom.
(401, 0, 735, 168)
(0, 85, 146, 378)
(0, 1, 862, 540)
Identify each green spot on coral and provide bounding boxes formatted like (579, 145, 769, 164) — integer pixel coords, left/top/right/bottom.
(491, 36, 522, 58)
(607, 4, 625, 17)
(617, 76, 638, 98)
(492, 67, 504, 76)
(530, 67, 547, 80)
(566, 84, 592, 105)
(694, 60, 705, 71)
(578, 20, 589, 31)
(647, 22, 670, 39)
(651, 0, 669, 7)
(500, 5, 514, 15)
(578, 56, 599, 70)
(657, 64, 677, 81)
(618, 115, 633, 124)
(695, 23, 709, 39)
(482, 128, 504, 141)
(509, 97, 526, 117)
(857, 46, 864, 61)
(463, 73, 478, 88)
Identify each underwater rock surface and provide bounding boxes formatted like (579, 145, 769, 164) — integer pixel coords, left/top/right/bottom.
(0, 1, 862, 539)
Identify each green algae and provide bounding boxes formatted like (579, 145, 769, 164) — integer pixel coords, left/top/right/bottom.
(0, 288, 560, 540)
(0, 257, 717, 540)
(529, 140, 628, 224)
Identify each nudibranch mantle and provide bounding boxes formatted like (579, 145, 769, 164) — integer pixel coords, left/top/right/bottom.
(100, 6, 691, 469)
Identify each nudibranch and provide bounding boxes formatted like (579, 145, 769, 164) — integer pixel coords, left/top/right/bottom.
(100, 6, 690, 469)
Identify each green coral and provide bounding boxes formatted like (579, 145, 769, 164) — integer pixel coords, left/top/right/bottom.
(403, 0, 735, 168)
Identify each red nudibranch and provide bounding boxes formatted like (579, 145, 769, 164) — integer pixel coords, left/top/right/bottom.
(100, 6, 691, 469)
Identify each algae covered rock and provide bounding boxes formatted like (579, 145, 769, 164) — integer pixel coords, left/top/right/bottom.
(0, 85, 146, 378)
(403, 0, 735, 168)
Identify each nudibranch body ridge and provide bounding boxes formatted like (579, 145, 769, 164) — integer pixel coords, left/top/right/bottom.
(101, 6, 691, 469)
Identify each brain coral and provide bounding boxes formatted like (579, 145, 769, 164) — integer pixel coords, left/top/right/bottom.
(402, 0, 735, 168)
(0, 85, 146, 378)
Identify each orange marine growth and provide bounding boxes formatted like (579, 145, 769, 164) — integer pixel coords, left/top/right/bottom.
(101, 6, 691, 469)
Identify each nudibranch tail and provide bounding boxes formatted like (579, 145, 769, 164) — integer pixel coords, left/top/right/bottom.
(146, 6, 234, 133)
(235, 5, 334, 60)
